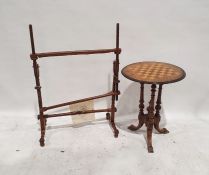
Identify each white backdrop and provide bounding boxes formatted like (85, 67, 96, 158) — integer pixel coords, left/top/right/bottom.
(0, 0, 209, 118)
(1, 0, 209, 174)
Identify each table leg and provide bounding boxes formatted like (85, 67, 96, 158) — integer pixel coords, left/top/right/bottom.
(128, 83, 146, 131)
(154, 85, 169, 134)
(146, 84, 156, 153)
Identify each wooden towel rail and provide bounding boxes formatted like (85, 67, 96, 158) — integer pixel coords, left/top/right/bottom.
(29, 23, 121, 146)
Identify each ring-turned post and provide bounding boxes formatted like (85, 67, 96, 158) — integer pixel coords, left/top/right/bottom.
(121, 61, 186, 153)
(29, 24, 46, 146)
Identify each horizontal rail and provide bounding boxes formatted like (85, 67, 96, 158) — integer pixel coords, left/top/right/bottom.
(43, 91, 120, 111)
(31, 48, 121, 59)
(44, 108, 115, 118)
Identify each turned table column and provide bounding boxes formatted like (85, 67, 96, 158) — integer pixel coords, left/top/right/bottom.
(121, 61, 186, 153)
(146, 84, 156, 153)
(154, 84, 169, 134)
(128, 83, 145, 131)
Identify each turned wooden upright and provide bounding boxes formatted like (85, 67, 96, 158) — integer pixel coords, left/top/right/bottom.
(122, 61, 186, 153)
(29, 24, 121, 146)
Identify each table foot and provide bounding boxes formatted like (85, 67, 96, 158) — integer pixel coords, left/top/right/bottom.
(128, 124, 141, 131)
(128, 115, 145, 131)
(154, 118, 169, 134)
(155, 126, 169, 134)
(147, 121, 154, 153)
(106, 113, 119, 138)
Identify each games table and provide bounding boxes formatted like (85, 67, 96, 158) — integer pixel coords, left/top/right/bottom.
(121, 61, 186, 153)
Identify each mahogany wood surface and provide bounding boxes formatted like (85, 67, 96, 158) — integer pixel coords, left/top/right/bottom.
(31, 48, 121, 59)
(123, 62, 186, 153)
(122, 61, 186, 84)
(43, 91, 119, 112)
(29, 23, 121, 146)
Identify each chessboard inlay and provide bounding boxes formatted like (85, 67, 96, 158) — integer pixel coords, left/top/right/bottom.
(121, 61, 185, 84)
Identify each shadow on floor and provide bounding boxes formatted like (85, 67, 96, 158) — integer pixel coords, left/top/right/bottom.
(36, 75, 169, 138)
(116, 82, 168, 135)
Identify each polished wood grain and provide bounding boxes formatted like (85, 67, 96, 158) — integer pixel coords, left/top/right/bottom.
(122, 61, 186, 153)
(30, 48, 121, 59)
(29, 23, 121, 146)
(122, 61, 186, 84)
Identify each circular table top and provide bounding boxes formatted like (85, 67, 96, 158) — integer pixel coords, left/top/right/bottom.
(121, 61, 186, 84)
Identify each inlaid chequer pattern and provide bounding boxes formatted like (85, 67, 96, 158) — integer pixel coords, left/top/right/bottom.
(122, 61, 185, 84)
